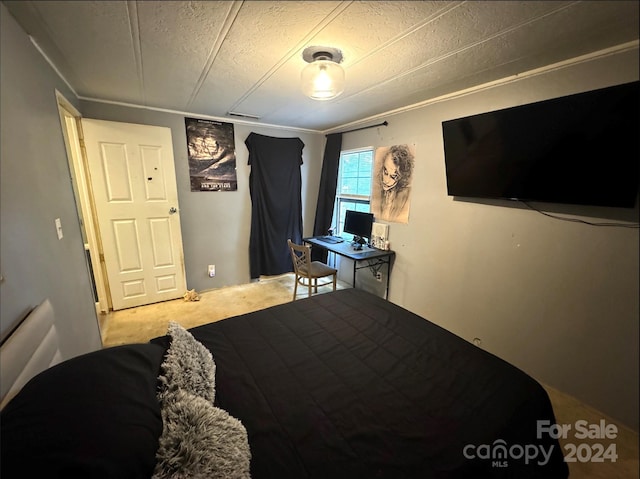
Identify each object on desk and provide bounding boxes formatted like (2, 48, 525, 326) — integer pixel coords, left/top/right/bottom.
(384, 240, 390, 251)
(344, 210, 374, 245)
(371, 222, 389, 249)
(354, 235, 367, 245)
(318, 236, 343, 244)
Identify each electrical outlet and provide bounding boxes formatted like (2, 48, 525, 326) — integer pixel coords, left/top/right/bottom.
(375, 272, 382, 282)
(208, 264, 215, 277)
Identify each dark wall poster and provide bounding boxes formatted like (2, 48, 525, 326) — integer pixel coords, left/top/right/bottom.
(185, 117, 237, 191)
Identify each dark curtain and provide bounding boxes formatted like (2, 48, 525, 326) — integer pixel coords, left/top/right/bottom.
(311, 133, 343, 261)
(246, 132, 304, 279)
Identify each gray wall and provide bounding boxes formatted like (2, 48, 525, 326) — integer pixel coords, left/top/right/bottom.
(78, 102, 323, 293)
(339, 47, 639, 430)
(0, 4, 102, 357)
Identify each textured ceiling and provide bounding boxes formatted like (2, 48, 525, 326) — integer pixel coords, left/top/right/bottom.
(4, 0, 639, 132)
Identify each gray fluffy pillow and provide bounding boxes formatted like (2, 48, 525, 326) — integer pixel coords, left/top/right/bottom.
(153, 389, 251, 479)
(157, 322, 216, 403)
(153, 322, 251, 478)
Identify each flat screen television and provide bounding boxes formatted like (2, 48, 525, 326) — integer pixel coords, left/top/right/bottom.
(441, 81, 639, 208)
(343, 210, 374, 243)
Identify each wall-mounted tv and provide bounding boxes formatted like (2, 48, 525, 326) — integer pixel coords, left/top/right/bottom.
(442, 81, 639, 208)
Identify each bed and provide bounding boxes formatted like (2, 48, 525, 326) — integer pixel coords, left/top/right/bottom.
(1, 289, 569, 478)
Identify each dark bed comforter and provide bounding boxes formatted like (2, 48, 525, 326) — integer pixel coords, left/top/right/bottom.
(161, 288, 568, 478)
(1, 288, 568, 478)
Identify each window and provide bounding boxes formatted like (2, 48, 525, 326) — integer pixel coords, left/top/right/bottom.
(332, 148, 374, 236)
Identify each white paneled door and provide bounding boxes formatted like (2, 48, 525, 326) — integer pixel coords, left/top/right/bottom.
(82, 119, 186, 310)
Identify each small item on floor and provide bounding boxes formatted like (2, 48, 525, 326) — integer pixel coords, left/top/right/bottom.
(183, 289, 200, 302)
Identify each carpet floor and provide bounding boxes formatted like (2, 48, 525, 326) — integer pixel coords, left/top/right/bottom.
(100, 273, 638, 478)
(100, 273, 345, 347)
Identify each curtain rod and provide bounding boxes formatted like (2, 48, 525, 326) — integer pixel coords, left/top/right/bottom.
(327, 121, 388, 137)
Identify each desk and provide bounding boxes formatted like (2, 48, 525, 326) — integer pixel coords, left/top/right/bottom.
(304, 236, 395, 299)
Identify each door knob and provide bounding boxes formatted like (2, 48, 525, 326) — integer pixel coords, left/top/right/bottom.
(169, 207, 177, 214)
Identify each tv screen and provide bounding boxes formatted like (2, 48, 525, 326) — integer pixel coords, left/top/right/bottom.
(343, 210, 374, 241)
(442, 81, 639, 208)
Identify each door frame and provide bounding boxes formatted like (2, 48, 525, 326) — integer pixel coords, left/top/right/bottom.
(56, 91, 111, 314)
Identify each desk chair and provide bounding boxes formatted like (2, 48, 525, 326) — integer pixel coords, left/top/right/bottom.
(288, 239, 337, 300)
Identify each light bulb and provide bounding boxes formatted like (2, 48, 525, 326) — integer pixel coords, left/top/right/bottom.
(301, 59, 345, 101)
(314, 66, 332, 93)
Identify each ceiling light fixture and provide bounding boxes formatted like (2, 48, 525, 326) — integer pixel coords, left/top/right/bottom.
(301, 46, 345, 101)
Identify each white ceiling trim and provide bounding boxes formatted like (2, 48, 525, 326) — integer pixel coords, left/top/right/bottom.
(29, 35, 78, 98)
(331, 2, 580, 107)
(31, 24, 319, 134)
(324, 40, 640, 135)
(76, 95, 320, 134)
(77, 39, 639, 137)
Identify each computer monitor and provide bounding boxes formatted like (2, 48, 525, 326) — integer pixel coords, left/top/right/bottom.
(343, 210, 374, 244)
